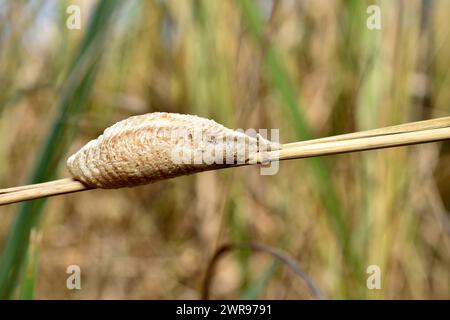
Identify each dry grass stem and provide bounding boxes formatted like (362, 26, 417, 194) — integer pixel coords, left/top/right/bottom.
(0, 179, 88, 206)
(1, 113, 450, 206)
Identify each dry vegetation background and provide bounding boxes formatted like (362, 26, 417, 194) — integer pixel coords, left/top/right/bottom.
(0, 0, 449, 299)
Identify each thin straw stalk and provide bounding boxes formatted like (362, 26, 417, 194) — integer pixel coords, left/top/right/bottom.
(1, 117, 450, 206)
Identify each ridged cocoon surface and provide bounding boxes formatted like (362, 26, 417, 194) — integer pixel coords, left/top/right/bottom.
(67, 112, 279, 188)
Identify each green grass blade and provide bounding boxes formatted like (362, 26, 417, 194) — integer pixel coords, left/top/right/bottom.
(241, 260, 278, 300)
(227, 195, 252, 291)
(19, 229, 42, 300)
(238, 0, 364, 293)
(0, 0, 122, 299)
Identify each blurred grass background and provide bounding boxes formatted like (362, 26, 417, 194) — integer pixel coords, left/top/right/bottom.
(0, 0, 449, 299)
